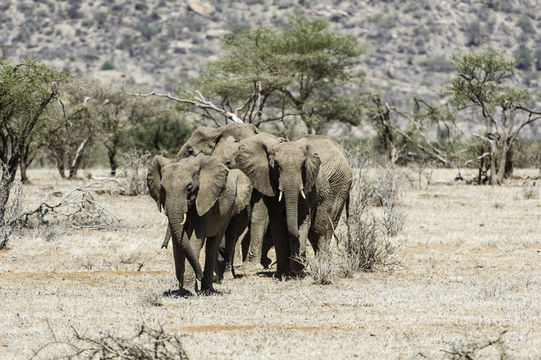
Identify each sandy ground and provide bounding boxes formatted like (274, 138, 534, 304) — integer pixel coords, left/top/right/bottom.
(1, 168, 540, 359)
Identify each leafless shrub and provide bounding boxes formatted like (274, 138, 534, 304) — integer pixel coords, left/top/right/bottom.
(0, 180, 22, 250)
(441, 330, 508, 359)
(340, 147, 400, 277)
(21, 181, 120, 229)
(120, 149, 152, 196)
(32, 324, 189, 360)
(519, 182, 539, 200)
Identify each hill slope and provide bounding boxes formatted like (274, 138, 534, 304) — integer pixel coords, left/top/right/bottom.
(2, 0, 541, 134)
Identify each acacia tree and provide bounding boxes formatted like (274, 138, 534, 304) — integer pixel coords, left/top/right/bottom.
(0, 59, 66, 219)
(446, 50, 541, 184)
(135, 17, 363, 135)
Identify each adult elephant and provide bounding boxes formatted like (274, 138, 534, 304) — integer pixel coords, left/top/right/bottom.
(235, 134, 352, 277)
(147, 153, 252, 295)
(174, 122, 259, 161)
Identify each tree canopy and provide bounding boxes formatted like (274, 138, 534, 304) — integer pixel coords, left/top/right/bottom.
(192, 17, 364, 134)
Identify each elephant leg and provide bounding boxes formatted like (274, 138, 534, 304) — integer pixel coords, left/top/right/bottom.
(268, 206, 289, 279)
(309, 204, 334, 255)
(214, 236, 227, 283)
(201, 235, 222, 293)
(260, 230, 273, 269)
(183, 236, 204, 294)
(171, 232, 186, 290)
(290, 208, 310, 275)
(222, 210, 249, 281)
(242, 194, 269, 274)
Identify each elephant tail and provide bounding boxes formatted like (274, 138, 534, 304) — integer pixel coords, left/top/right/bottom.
(345, 193, 350, 222)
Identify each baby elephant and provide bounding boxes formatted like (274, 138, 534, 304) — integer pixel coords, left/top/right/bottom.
(147, 153, 251, 295)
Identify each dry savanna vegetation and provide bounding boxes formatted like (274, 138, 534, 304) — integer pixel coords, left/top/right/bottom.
(1, 166, 540, 359)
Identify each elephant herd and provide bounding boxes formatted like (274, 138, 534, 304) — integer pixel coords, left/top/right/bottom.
(147, 123, 352, 295)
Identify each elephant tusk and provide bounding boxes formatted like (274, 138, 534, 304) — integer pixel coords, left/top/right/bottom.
(180, 213, 187, 225)
(300, 189, 306, 200)
(278, 190, 283, 202)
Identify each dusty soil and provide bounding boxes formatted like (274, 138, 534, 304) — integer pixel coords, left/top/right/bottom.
(1, 168, 540, 359)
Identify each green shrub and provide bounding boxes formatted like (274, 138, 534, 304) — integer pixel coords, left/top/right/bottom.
(514, 44, 533, 70)
(100, 61, 115, 70)
(517, 15, 535, 34)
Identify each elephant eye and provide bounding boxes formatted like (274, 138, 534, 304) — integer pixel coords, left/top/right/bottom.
(187, 183, 193, 191)
(186, 147, 194, 156)
(225, 159, 232, 167)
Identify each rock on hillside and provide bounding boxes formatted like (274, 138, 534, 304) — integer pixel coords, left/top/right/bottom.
(1, 0, 541, 133)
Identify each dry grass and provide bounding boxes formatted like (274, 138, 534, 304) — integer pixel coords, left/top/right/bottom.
(1, 168, 541, 359)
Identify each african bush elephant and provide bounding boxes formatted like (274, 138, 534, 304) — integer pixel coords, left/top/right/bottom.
(147, 153, 252, 294)
(212, 134, 277, 275)
(236, 134, 352, 277)
(174, 122, 259, 161)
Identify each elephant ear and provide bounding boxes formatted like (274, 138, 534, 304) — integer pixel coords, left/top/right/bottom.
(147, 155, 171, 212)
(231, 169, 253, 216)
(235, 133, 280, 197)
(196, 155, 229, 216)
(301, 140, 321, 193)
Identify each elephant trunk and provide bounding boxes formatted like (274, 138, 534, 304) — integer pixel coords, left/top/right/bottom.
(282, 176, 306, 273)
(168, 208, 203, 281)
(283, 180, 300, 240)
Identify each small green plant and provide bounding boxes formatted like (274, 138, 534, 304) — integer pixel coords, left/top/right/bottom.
(100, 60, 115, 70)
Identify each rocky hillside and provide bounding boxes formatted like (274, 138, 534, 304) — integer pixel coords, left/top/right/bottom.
(2, 0, 541, 134)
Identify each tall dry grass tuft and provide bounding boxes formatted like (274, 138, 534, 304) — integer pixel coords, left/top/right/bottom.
(376, 161, 405, 237)
(300, 252, 334, 285)
(120, 149, 152, 196)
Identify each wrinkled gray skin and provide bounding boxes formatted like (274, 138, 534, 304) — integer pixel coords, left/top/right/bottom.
(174, 123, 259, 161)
(236, 134, 352, 277)
(147, 154, 251, 295)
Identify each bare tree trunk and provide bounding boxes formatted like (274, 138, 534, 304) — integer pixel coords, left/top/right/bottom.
(108, 149, 117, 176)
(19, 143, 33, 184)
(0, 157, 19, 222)
(19, 160, 29, 184)
(68, 138, 89, 179)
(494, 137, 509, 185)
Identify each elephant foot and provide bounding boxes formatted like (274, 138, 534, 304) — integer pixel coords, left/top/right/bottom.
(198, 287, 221, 296)
(240, 262, 264, 275)
(163, 288, 194, 297)
(223, 265, 235, 281)
(273, 271, 296, 281)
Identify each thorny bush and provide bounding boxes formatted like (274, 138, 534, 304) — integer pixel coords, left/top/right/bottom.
(120, 149, 152, 196)
(32, 323, 189, 360)
(340, 147, 402, 276)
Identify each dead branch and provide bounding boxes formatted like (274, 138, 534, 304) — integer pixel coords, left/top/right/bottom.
(127, 90, 243, 124)
(441, 330, 508, 360)
(384, 103, 451, 166)
(18, 180, 120, 229)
